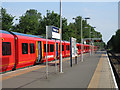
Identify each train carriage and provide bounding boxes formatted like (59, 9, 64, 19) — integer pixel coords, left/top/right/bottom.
(11, 32, 38, 69)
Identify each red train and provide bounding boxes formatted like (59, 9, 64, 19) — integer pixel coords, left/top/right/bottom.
(0, 30, 98, 72)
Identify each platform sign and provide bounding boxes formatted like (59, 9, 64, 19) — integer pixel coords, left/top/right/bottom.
(47, 26, 60, 39)
(70, 37, 78, 67)
(70, 37, 77, 57)
(73, 38, 77, 57)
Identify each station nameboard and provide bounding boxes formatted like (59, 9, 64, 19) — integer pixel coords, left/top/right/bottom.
(47, 26, 60, 39)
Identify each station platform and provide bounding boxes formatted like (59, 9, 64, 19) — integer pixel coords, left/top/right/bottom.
(1, 51, 118, 89)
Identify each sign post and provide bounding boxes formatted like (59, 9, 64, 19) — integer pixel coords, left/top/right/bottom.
(46, 26, 48, 78)
(70, 37, 72, 67)
(47, 26, 61, 73)
(55, 39, 57, 73)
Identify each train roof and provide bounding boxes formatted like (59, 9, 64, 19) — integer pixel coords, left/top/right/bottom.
(12, 31, 44, 39)
(1, 30, 62, 42)
(0, 30, 44, 39)
(1, 30, 94, 45)
(0, 30, 12, 34)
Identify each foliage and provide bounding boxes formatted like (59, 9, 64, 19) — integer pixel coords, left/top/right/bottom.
(39, 10, 69, 39)
(1, 8, 14, 31)
(13, 9, 42, 34)
(2, 8, 103, 47)
(107, 29, 120, 52)
(70, 16, 102, 43)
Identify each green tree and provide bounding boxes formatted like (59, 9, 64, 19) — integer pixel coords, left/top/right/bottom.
(40, 10, 68, 39)
(39, 10, 60, 36)
(68, 23, 76, 38)
(14, 9, 42, 34)
(107, 29, 120, 52)
(10, 8, 103, 45)
(71, 16, 82, 43)
(114, 29, 120, 52)
(62, 17, 69, 41)
(107, 35, 116, 51)
(68, 16, 91, 43)
(1, 8, 14, 31)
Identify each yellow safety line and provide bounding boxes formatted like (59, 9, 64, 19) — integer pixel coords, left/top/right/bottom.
(87, 54, 104, 88)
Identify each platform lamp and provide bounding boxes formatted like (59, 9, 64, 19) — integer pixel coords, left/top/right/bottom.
(73, 17, 90, 62)
(84, 18, 91, 55)
(91, 27, 96, 55)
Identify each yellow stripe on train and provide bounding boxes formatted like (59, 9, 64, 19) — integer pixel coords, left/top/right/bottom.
(41, 41, 43, 58)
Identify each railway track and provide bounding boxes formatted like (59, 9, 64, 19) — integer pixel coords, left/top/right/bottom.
(107, 51, 120, 88)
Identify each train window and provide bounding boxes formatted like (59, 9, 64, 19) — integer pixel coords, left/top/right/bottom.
(59, 45, 60, 50)
(44, 44, 49, 52)
(62, 45, 64, 51)
(66, 45, 70, 50)
(50, 44, 54, 52)
(59, 45, 64, 51)
(77, 46, 79, 50)
(22, 43, 28, 54)
(59, 45, 61, 51)
(2, 42, 11, 56)
(68, 45, 70, 50)
(84, 47, 85, 50)
(30, 43, 35, 54)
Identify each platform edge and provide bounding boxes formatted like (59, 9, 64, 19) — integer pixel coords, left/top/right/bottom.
(106, 51, 118, 89)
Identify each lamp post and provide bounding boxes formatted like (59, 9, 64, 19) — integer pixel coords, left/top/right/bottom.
(73, 17, 90, 62)
(90, 27, 92, 56)
(59, 0, 63, 73)
(91, 27, 96, 55)
(84, 18, 91, 56)
(81, 18, 83, 62)
(81, 17, 90, 62)
(84, 26, 91, 56)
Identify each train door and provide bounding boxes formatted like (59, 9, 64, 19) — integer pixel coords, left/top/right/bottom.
(56, 43, 58, 57)
(37, 41, 42, 63)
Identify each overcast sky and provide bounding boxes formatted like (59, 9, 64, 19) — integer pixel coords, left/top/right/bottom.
(1, 1, 119, 43)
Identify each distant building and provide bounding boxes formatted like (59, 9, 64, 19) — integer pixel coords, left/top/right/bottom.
(118, 1, 120, 29)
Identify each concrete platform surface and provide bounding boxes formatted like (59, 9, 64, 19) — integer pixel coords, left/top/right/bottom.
(1, 51, 118, 89)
